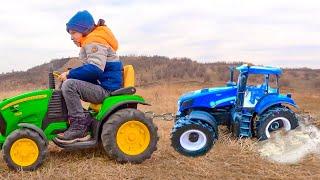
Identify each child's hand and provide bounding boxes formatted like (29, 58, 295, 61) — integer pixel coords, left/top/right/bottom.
(58, 71, 69, 81)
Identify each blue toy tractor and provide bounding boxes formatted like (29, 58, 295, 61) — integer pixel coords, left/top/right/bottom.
(171, 64, 299, 157)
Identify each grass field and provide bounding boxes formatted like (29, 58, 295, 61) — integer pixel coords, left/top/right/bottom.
(0, 82, 319, 179)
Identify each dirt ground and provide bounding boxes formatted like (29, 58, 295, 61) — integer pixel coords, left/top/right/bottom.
(0, 83, 319, 179)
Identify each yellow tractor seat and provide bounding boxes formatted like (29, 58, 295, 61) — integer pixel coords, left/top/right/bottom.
(123, 65, 135, 88)
(89, 103, 101, 113)
(88, 65, 135, 112)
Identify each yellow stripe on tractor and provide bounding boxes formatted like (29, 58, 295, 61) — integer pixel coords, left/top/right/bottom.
(1, 95, 48, 110)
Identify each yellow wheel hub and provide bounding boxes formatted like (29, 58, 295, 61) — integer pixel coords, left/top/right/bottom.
(116, 120, 151, 155)
(10, 138, 39, 167)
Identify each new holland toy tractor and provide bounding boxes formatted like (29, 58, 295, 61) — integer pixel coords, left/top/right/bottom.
(0, 65, 158, 171)
(171, 64, 299, 157)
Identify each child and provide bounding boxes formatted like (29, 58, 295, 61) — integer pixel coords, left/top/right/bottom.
(56, 10, 123, 144)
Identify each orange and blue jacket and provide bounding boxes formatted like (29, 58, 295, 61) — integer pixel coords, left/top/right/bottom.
(67, 26, 123, 91)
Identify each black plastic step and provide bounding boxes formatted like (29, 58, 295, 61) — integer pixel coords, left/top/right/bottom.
(52, 138, 98, 150)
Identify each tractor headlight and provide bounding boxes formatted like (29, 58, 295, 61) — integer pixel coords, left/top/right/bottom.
(176, 100, 181, 115)
(177, 100, 181, 108)
(181, 99, 193, 109)
(177, 99, 193, 115)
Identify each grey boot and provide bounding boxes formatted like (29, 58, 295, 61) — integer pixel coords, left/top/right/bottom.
(56, 115, 93, 144)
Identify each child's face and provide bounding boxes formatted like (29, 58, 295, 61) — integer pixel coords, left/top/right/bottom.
(69, 30, 83, 47)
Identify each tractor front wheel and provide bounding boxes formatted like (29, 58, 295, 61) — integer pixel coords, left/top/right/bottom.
(171, 118, 217, 157)
(256, 107, 299, 140)
(101, 108, 158, 163)
(2, 128, 47, 171)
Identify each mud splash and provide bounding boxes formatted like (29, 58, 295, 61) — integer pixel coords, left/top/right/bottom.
(257, 115, 320, 164)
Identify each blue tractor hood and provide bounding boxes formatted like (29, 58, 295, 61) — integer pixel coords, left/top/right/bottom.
(178, 86, 237, 112)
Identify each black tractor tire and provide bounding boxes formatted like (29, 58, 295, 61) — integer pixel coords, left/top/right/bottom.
(256, 106, 299, 141)
(101, 108, 158, 164)
(230, 121, 240, 137)
(171, 117, 217, 157)
(2, 128, 47, 171)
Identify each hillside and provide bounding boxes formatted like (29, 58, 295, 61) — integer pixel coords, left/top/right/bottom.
(0, 56, 319, 92)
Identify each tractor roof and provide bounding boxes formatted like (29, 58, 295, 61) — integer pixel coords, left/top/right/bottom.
(236, 64, 282, 75)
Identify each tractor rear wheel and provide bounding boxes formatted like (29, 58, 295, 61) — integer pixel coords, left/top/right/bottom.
(2, 128, 47, 171)
(171, 117, 217, 157)
(256, 107, 299, 140)
(101, 108, 158, 163)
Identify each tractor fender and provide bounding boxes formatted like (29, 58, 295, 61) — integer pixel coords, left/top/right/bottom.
(18, 123, 48, 146)
(99, 100, 150, 121)
(188, 111, 219, 138)
(255, 94, 299, 115)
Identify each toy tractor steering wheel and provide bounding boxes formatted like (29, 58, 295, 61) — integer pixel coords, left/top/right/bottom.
(52, 71, 61, 78)
(48, 71, 63, 90)
(49, 69, 71, 89)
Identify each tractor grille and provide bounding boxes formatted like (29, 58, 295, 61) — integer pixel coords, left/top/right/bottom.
(42, 90, 68, 130)
(0, 113, 6, 135)
(47, 91, 68, 118)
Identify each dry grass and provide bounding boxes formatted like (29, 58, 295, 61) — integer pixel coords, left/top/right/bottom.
(0, 83, 319, 179)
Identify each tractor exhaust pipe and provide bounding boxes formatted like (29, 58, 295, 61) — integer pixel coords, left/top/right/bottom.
(226, 66, 236, 86)
(229, 66, 234, 82)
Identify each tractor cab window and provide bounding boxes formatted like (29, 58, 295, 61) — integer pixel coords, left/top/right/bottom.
(246, 74, 265, 87)
(267, 74, 279, 93)
(243, 74, 267, 108)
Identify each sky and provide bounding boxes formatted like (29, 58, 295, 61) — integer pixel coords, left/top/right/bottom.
(0, 0, 319, 73)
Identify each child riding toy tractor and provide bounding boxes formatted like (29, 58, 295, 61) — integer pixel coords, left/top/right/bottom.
(171, 64, 299, 157)
(0, 65, 158, 171)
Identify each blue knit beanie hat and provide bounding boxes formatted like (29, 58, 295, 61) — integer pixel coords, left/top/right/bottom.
(66, 10, 95, 35)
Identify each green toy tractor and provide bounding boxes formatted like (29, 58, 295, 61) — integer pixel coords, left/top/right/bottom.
(0, 65, 158, 171)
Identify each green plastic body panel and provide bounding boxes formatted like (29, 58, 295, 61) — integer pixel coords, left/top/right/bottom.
(0, 89, 53, 137)
(96, 94, 147, 120)
(44, 122, 68, 140)
(0, 135, 4, 144)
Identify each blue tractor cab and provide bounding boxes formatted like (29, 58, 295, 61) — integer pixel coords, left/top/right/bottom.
(171, 64, 299, 157)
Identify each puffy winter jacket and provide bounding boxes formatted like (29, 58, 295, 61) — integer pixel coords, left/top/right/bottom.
(67, 26, 123, 91)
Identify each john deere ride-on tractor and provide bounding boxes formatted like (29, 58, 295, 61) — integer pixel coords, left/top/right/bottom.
(0, 65, 158, 171)
(171, 64, 299, 157)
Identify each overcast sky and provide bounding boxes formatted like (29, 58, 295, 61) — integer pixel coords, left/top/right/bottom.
(0, 0, 319, 73)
